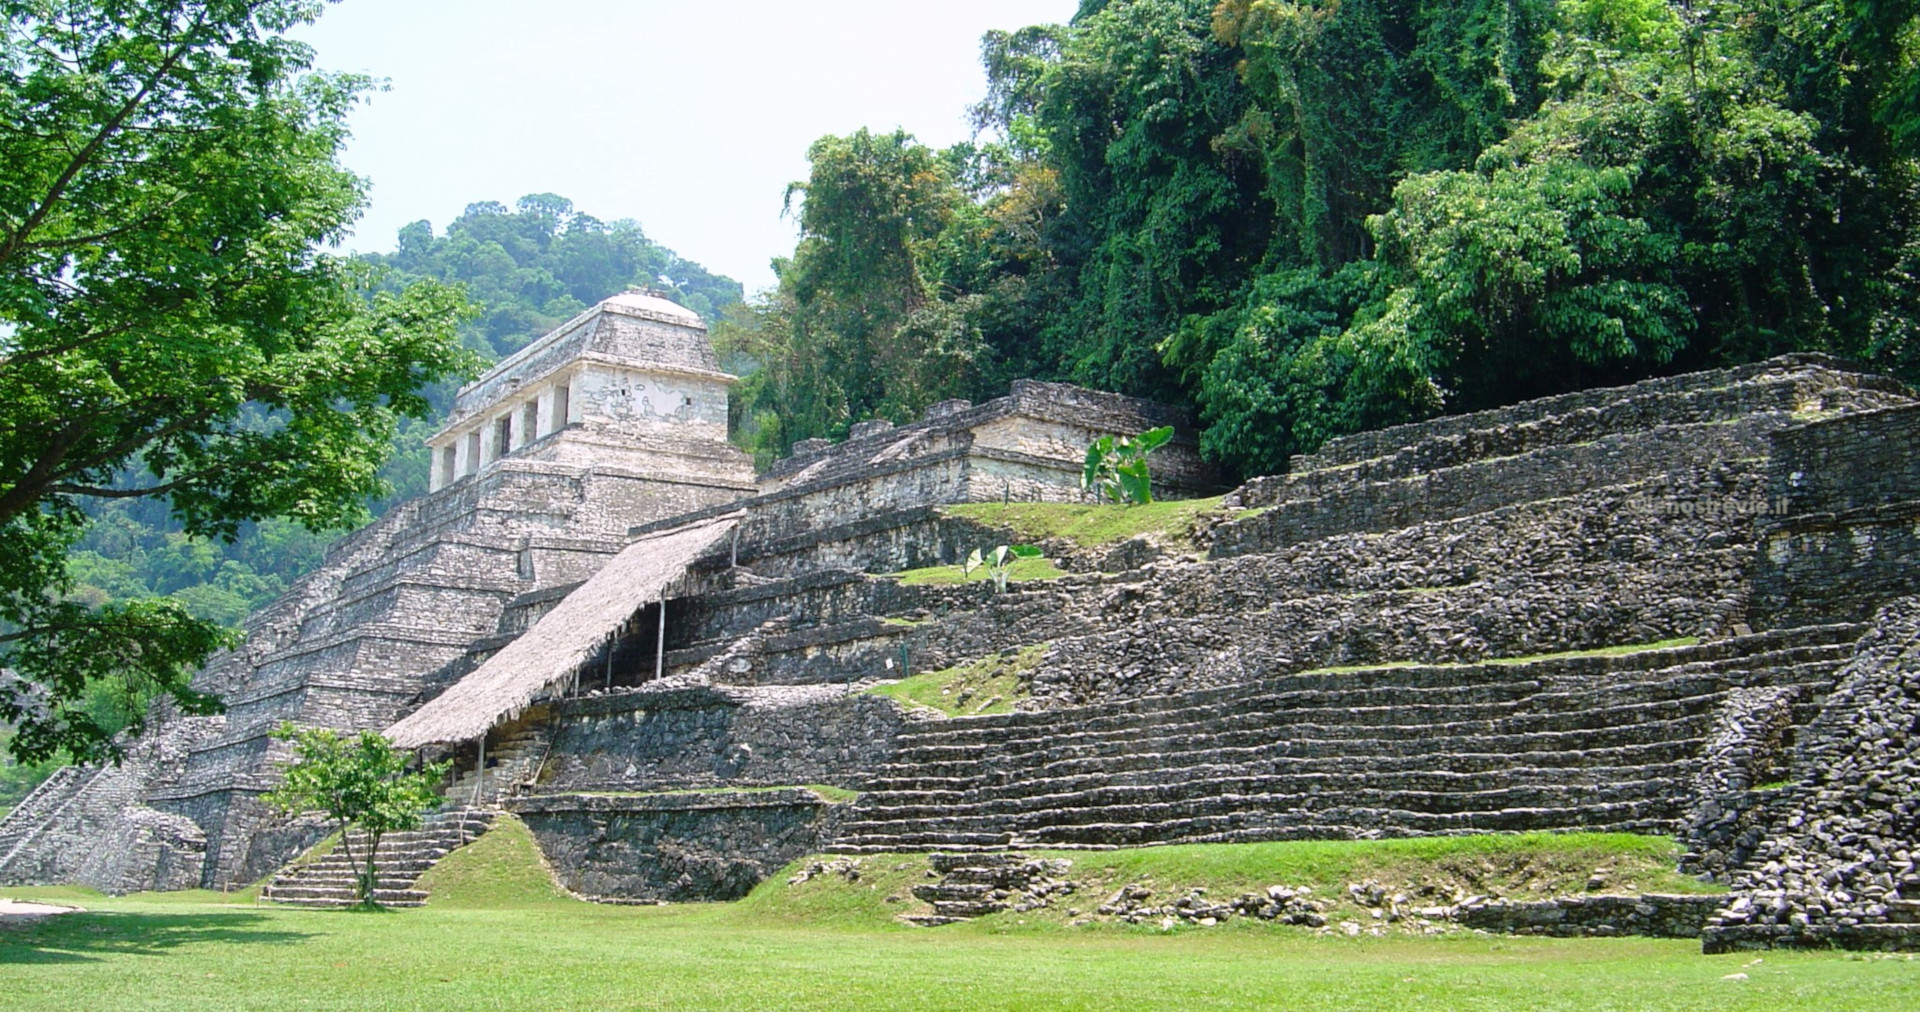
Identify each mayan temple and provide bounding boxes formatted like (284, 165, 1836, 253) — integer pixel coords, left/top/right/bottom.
(5, 292, 1920, 951)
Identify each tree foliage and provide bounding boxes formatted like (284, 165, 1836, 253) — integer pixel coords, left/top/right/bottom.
(0, 0, 478, 764)
(261, 722, 449, 907)
(733, 0, 1920, 481)
(365, 194, 743, 362)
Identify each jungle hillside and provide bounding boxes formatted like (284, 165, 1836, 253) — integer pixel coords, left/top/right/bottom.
(721, 0, 1920, 477)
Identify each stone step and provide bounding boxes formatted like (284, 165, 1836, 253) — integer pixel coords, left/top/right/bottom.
(833, 798, 1677, 852)
(851, 763, 1699, 819)
(890, 655, 1846, 752)
(262, 885, 429, 903)
(887, 685, 1813, 763)
(862, 738, 1704, 793)
(264, 808, 495, 907)
(872, 714, 1730, 785)
(842, 775, 1686, 831)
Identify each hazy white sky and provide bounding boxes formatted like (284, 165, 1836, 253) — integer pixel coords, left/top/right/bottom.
(297, 1, 1080, 294)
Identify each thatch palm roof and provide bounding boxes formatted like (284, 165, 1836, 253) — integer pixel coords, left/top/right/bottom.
(386, 513, 741, 748)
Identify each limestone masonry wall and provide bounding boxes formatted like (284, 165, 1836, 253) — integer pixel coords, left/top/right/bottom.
(1752, 403, 1920, 628)
(512, 790, 847, 902)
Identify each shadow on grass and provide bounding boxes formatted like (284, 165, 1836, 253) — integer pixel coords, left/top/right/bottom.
(0, 910, 310, 964)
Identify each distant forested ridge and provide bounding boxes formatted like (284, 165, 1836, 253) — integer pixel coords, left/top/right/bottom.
(366, 193, 744, 365)
(722, 0, 1920, 477)
(68, 195, 740, 632)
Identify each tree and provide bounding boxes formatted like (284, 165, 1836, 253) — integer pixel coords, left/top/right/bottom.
(0, 0, 477, 764)
(718, 129, 991, 462)
(261, 722, 449, 907)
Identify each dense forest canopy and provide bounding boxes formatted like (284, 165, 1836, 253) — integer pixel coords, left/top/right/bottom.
(723, 0, 1920, 476)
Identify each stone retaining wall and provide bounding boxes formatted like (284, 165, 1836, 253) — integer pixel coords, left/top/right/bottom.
(512, 789, 847, 902)
(1752, 403, 1920, 628)
(539, 686, 906, 793)
(1456, 893, 1724, 938)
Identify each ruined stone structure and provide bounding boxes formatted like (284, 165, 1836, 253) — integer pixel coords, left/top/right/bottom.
(5, 294, 1920, 952)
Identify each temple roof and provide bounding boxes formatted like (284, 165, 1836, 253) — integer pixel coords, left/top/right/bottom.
(442, 289, 729, 426)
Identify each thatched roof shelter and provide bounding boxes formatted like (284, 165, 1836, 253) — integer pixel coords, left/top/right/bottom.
(386, 513, 741, 748)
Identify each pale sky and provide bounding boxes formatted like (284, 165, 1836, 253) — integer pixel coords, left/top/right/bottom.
(297, 1, 1081, 294)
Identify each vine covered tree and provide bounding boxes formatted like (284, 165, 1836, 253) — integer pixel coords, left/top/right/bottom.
(0, 0, 476, 764)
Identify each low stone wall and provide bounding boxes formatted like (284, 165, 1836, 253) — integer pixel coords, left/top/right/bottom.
(1292, 353, 1903, 472)
(1215, 416, 1778, 556)
(540, 686, 905, 793)
(1456, 894, 1724, 938)
(512, 789, 846, 902)
(1752, 404, 1920, 628)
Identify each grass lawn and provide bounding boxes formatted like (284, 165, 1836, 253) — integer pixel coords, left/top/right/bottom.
(4, 824, 1917, 1011)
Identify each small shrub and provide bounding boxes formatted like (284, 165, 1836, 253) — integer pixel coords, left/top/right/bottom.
(1082, 426, 1174, 505)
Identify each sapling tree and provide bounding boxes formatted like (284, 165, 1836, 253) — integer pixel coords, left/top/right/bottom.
(262, 722, 449, 907)
(1081, 426, 1174, 505)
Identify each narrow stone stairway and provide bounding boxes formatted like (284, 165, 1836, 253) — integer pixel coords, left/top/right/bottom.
(261, 808, 495, 908)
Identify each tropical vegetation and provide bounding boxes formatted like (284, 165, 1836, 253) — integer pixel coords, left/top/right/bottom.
(722, 0, 1920, 480)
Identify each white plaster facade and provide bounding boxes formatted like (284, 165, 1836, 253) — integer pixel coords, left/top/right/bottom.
(427, 290, 745, 491)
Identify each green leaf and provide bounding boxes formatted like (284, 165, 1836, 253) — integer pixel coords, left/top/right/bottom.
(1116, 468, 1154, 505)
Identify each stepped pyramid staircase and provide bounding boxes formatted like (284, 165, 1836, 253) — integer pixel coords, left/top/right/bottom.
(0, 767, 89, 873)
(261, 708, 552, 907)
(831, 625, 1865, 853)
(262, 808, 495, 908)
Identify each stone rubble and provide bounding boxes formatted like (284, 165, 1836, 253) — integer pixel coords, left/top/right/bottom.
(1703, 596, 1920, 952)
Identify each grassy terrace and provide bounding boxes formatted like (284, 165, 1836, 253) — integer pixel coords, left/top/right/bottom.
(891, 556, 1068, 587)
(867, 645, 1047, 716)
(5, 825, 1916, 1010)
(944, 496, 1241, 553)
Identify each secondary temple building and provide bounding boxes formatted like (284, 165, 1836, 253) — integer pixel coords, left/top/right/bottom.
(4, 289, 1920, 951)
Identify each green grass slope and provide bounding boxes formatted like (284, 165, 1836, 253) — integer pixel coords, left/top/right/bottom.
(1, 834, 1912, 1011)
(413, 813, 574, 909)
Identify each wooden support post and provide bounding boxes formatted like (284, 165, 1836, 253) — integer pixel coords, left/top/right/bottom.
(654, 595, 666, 682)
(475, 735, 486, 807)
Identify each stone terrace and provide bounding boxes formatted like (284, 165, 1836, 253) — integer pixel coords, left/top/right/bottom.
(830, 627, 1862, 852)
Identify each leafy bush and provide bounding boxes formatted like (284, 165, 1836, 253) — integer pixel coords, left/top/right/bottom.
(1081, 426, 1174, 505)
